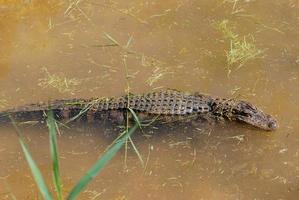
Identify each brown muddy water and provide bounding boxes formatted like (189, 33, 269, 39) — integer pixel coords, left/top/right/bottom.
(0, 0, 299, 199)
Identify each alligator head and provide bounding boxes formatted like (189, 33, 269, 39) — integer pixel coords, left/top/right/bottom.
(232, 100, 278, 131)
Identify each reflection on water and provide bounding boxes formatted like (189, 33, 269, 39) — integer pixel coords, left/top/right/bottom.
(0, 0, 299, 199)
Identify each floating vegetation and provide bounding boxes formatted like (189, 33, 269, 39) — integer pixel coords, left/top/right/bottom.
(38, 68, 81, 94)
(214, 20, 264, 74)
(215, 20, 238, 41)
(226, 36, 264, 68)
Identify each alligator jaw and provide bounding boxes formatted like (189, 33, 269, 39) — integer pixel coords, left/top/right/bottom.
(233, 101, 278, 131)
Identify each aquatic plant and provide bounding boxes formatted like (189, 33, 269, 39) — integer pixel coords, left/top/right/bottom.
(10, 110, 140, 200)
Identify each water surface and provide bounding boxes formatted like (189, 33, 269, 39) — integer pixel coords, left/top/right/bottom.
(0, 0, 299, 199)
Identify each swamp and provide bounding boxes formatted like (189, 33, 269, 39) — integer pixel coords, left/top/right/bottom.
(0, 0, 299, 199)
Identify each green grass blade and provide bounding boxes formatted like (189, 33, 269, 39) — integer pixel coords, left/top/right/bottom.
(65, 103, 93, 124)
(126, 108, 144, 166)
(10, 117, 53, 200)
(65, 99, 101, 124)
(67, 123, 139, 200)
(46, 111, 63, 200)
(19, 141, 53, 200)
(127, 108, 141, 127)
(128, 136, 144, 167)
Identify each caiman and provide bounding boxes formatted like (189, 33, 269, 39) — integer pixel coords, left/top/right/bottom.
(0, 89, 278, 131)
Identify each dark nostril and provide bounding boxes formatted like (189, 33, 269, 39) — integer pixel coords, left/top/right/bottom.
(268, 121, 278, 130)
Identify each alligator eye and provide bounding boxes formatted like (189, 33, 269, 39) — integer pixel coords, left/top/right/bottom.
(240, 111, 250, 117)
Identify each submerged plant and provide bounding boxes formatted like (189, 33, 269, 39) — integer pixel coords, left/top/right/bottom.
(38, 68, 81, 94)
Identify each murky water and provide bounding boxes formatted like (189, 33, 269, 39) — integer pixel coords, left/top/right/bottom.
(0, 0, 299, 199)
